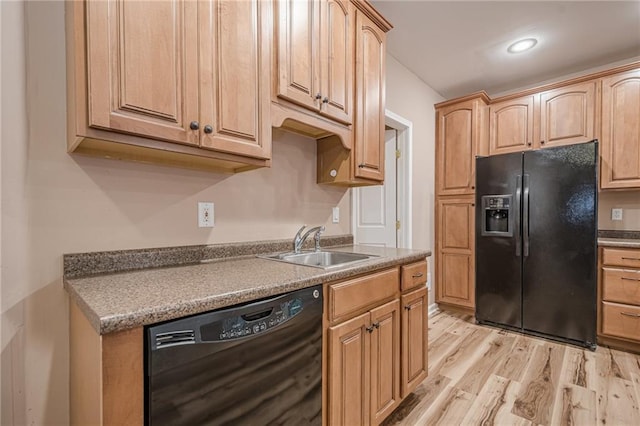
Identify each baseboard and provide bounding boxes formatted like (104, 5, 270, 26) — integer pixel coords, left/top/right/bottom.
(428, 303, 439, 317)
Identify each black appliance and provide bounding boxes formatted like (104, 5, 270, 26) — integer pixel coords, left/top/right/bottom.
(146, 285, 323, 425)
(475, 140, 598, 349)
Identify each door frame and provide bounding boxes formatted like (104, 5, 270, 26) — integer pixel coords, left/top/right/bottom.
(352, 109, 413, 248)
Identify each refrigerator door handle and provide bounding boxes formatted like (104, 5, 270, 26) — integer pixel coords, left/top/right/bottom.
(515, 175, 522, 257)
(523, 174, 530, 257)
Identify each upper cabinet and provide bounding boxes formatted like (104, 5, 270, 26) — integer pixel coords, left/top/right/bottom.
(537, 81, 597, 149)
(600, 69, 640, 189)
(276, 0, 353, 125)
(489, 95, 535, 155)
(68, 0, 272, 172)
(315, 1, 392, 186)
(436, 94, 489, 196)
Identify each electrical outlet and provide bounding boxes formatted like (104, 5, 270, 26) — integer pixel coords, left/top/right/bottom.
(332, 207, 340, 224)
(198, 202, 214, 228)
(611, 208, 623, 221)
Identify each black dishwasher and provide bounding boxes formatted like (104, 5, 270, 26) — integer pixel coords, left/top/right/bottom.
(146, 285, 323, 425)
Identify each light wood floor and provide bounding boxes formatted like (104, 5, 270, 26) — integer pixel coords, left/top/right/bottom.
(383, 310, 640, 426)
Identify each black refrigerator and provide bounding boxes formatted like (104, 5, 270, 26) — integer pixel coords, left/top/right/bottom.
(475, 140, 598, 349)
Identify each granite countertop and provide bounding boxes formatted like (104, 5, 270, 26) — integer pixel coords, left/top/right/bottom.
(597, 230, 640, 248)
(64, 240, 431, 335)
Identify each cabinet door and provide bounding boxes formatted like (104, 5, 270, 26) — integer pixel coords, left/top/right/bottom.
(86, 0, 199, 145)
(328, 312, 370, 426)
(538, 81, 597, 148)
(370, 299, 400, 425)
(489, 95, 535, 155)
(198, 0, 271, 159)
(436, 100, 482, 195)
(354, 9, 386, 181)
(276, 0, 320, 111)
(401, 286, 428, 398)
(436, 197, 475, 308)
(601, 69, 640, 189)
(319, 0, 354, 124)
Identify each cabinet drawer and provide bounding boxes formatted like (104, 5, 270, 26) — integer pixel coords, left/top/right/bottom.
(602, 267, 640, 305)
(602, 301, 640, 342)
(602, 248, 640, 268)
(328, 268, 399, 322)
(401, 261, 427, 291)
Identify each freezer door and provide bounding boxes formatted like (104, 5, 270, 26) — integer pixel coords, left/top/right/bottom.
(475, 152, 523, 329)
(522, 141, 598, 346)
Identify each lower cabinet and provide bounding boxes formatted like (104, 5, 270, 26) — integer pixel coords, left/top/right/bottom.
(598, 246, 640, 351)
(327, 260, 429, 425)
(328, 299, 400, 426)
(401, 286, 428, 397)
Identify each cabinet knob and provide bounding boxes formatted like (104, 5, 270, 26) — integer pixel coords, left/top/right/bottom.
(358, 164, 365, 168)
(330, 169, 338, 177)
(322, 97, 329, 104)
(404, 306, 411, 311)
(189, 121, 199, 130)
(204, 125, 213, 134)
(315, 93, 322, 100)
(372, 322, 380, 329)
(527, 141, 532, 146)
(471, 186, 475, 189)
(540, 140, 545, 145)
(366, 325, 375, 333)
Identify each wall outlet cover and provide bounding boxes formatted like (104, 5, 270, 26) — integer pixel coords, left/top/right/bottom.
(611, 208, 623, 221)
(332, 207, 340, 224)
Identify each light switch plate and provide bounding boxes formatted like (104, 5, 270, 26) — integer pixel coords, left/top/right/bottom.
(332, 207, 340, 223)
(198, 202, 214, 227)
(611, 208, 623, 221)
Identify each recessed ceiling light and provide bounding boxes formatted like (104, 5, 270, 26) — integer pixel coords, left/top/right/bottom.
(507, 38, 538, 54)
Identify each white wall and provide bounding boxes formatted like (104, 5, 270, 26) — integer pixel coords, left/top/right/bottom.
(1, 1, 350, 423)
(385, 54, 445, 306)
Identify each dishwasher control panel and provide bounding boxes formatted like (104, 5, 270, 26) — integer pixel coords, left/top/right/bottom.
(200, 298, 303, 341)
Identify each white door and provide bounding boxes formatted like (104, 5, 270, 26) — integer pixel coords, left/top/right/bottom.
(354, 129, 397, 247)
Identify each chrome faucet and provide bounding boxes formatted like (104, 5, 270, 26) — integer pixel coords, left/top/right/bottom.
(293, 225, 325, 253)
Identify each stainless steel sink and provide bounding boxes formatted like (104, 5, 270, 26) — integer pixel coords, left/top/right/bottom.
(259, 250, 376, 269)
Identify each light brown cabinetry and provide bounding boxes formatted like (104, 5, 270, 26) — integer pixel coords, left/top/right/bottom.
(489, 95, 535, 155)
(67, 0, 272, 172)
(600, 69, 640, 189)
(435, 197, 475, 308)
(538, 81, 597, 148)
(316, 3, 390, 186)
(401, 285, 428, 397)
(436, 94, 489, 196)
(598, 246, 640, 351)
(327, 269, 401, 426)
(275, 0, 353, 124)
(326, 259, 428, 425)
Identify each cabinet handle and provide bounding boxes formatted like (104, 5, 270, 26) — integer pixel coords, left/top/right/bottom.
(621, 277, 640, 281)
(372, 322, 380, 329)
(412, 272, 424, 278)
(404, 306, 411, 311)
(366, 325, 375, 333)
(315, 93, 322, 100)
(621, 312, 640, 318)
(621, 257, 640, 261)
(189, 121, 199, 130)
(358, 164, 365, 168)
(204, 125, 213, 134)
(322, 97, 329, 104)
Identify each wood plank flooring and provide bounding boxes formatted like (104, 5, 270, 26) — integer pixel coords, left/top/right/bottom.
(382, 311, 640, 426)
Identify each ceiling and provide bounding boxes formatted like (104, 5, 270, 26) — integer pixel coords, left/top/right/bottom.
(371, 1, 640, 99)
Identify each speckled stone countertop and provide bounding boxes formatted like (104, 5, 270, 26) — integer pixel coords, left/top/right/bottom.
(64, 241, 431, 335)
(598, 230, 640, 248)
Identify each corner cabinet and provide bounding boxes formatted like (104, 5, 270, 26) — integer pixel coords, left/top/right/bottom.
(67, 0, 272, 172)
(600, 69, 640, 189)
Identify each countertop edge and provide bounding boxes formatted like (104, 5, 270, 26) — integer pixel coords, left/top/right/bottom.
(67, 249, 431, 335)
